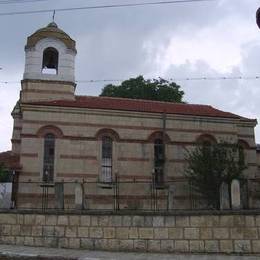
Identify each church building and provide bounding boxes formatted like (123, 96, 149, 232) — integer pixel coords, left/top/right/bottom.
(0, 22, 258, 210)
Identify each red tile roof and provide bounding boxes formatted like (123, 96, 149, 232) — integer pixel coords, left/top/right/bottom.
(0, 151, 21, 170)
(25, 96, 255, 121)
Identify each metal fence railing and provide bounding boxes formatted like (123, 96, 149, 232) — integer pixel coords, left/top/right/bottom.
(0, 177, 257, 212)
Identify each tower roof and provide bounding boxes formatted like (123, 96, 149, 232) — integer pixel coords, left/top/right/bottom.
(25, 22, 76, 52)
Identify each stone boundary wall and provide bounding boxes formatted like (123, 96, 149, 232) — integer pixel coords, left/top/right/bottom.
(0, 211, 260, 254)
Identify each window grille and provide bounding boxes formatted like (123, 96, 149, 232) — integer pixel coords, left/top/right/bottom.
(154, 138, 164, 186)
(43, 133, 55, 182)
(101, 136, 112, 183)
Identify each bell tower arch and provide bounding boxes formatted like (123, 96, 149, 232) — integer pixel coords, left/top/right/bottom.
(21, 22, 77, 102)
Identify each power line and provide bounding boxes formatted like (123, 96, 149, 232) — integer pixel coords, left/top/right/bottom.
(0, 0, 216, 16)
(0, 0, 46, 4)
(1, 75, 260, 85)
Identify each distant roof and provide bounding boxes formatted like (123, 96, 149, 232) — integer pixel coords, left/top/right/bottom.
(24, 96, 256, 122)
(0, 151, 21, 170)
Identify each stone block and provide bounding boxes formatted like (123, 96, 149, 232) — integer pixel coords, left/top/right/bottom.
(122, 216, 132, 226)
(200, 228, 213, 239)
(11, 225, 20, 236)
(98, 216, 111, 227)
(2, 236, 15, 244)
(119, 239, 134, 251)
(153, 216, 164, 227)
(189, 240, 204, 252)
(148, 240, 161, 252)
(219, 216, 234, 227)
(58, 238, 69, 248)
(144, 216, 152, 227)
(54, 226, 65, 237)
(205, 240, 219, 253)
(80, 238, 94, 249)
(230, 228, 244, 239)
(139, 228, 153, 239)
(233, 216, 245, 227)
(184, 228, 200, 239)
(69, 238, 80, 249)
(0, 214, 16, 225)
(44, 237, 58, 248)
(154, 228, 168, 239)
(128, 227, 138, 239)
(132, 216, 144, 227)
(252, 240, 260, 253)
(35, 215, 45, 225)
(15, 236, 24, 245)
(175, 240, 189, 252)
(165, 216, 175, 227)
(24, 236, 34, 246)
(107, 239, 120, 251)
(176, 216, 189, 227)
(43, 226, 55, 237)
(111, 216, 122, 227)
(243, 228, 258, 239)
(17, 215, 24, 225)
(20, 225, 32, 236)
(190, 216, 205, 227)
(89, 227, 103, 238)
(32, 226, 42, 236)
(34, 237, 44, 247)
(245, 216, 255, 227)
(168, 227, 183, 239)
(213, 228, 229, 239)
(255, 216, 260, 226)
(94, 239, 107, 250)
(65, 226, 77, 238)
(204, 216, 219, 227)
(80, 216, 90, 226)
(91, 216, 98, 226)
(24, 214, 36, 225)
(45, 215, 57, 226)
(116, 227, 129, 239)
(69, 215, 80, 226)
(161, 240, 174, 252)
(220, 240, 233, 253)
(134, 240, 147, 251)
(78, 227, 89, 238)
(57, 216, 68, 226)
(234, 240, 251, 253)
(1, 225, 11, 235)
(103, 227, 115, 238)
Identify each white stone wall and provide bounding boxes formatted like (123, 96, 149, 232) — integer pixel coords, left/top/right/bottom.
(23, 37, 76, 82)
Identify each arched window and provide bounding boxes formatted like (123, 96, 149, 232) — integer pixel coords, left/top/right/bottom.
(43, 133, 55, 182)
(154, 138, 165, 186)
(42, 47, 59, 74)
(101, 136, 113, 183)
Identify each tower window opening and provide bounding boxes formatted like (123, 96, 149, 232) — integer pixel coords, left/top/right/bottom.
(42, 47, 59, 75)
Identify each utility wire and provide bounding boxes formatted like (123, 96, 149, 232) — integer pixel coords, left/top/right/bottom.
(0, 0, 216, 16)
(0, 0, 46, 4)
(1, 75, 260, 85)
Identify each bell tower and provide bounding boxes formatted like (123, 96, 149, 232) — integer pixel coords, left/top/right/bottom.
(21, 22, 77, 102)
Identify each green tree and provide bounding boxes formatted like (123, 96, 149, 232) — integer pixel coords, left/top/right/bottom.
(185, 142, 246, 209)
(100, 76, 185, 103)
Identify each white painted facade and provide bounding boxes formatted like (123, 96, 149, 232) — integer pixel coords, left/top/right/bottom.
(23, 37, 76, 83)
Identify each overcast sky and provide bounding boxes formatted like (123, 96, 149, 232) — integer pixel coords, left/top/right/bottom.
(1, 0, 260, 151)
